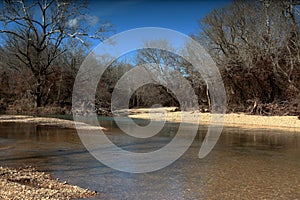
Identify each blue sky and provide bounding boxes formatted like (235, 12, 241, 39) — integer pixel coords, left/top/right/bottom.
(84, 0, 231, 63)
(88, 0, 231, 35)
(0, 0, 231, 50)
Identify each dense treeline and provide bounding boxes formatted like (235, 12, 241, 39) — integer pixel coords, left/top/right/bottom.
(0, 0, 299, 116)
(196, 0, 300, 115)
(0, 0, 111, 114)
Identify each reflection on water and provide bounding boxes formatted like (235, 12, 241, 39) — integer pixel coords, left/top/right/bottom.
(0, 118, 300, 199)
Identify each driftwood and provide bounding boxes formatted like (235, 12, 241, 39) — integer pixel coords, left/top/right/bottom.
(247, 100, 299, 117)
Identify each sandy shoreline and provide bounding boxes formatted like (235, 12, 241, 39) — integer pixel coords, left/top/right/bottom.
(1, 110, 300, 132)
(125, 107, 300, 132)
(0, 115, 106, 130)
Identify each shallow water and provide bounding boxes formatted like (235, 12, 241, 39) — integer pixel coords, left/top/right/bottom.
(0, 118, 300, 199)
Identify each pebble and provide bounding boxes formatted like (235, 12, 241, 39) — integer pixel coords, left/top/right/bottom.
(0, 166, 98, 200)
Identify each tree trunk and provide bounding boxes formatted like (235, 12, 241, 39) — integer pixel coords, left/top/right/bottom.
(56, 71, 63, 104)
(207, 86, 211, 110)
(34, 79, 42, 116)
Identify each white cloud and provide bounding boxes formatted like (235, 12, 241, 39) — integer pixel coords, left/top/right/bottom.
(68, 18, 78, 28)
(86, 15, 99, 26)
(68, 15, 100, 28)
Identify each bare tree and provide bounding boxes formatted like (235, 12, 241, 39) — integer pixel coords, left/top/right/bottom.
(194, 0, 300, 114)
(136, 40, 183, 107)
(0, 0, 112, 112)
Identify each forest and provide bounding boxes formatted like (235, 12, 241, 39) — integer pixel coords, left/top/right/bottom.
(0, 0, 299, 116)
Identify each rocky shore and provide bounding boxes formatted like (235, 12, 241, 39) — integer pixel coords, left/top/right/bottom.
(0, 166, 97, 200)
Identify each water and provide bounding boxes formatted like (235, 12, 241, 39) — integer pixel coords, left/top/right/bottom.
(0, 118, 300, 199)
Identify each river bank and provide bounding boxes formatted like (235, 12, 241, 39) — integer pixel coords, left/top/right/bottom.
(0, 166, 97, 200)
(1, 110, 300, 132)
(0, 115, 106, 130)
(125, 107, 300, 132)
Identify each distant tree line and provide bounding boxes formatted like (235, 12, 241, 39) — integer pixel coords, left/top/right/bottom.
(0, 0, 299, 116)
